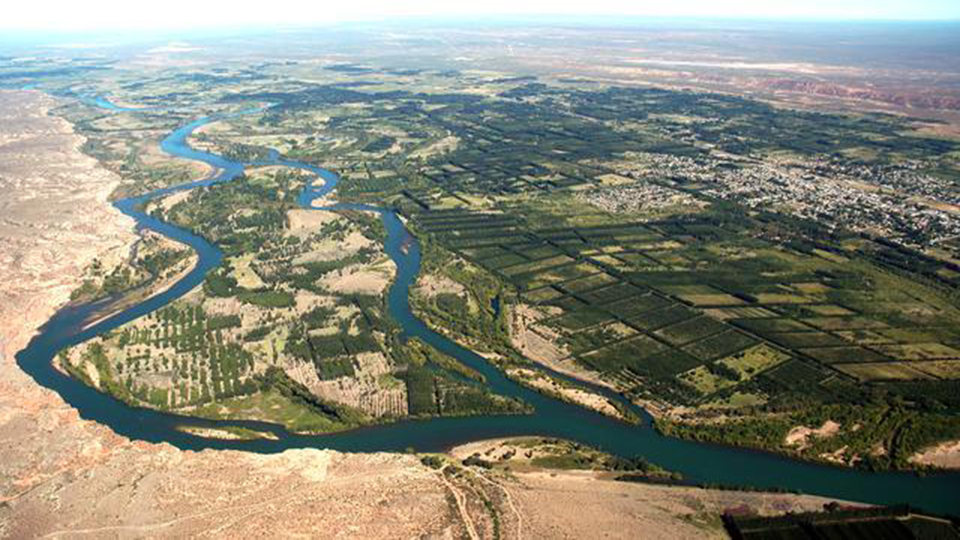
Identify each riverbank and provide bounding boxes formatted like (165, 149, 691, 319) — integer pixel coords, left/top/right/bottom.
(0, 90, 137, 364)
(445, 437, 857, 539)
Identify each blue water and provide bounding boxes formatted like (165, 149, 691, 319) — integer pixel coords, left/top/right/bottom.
(14, 102, 960, 516)
(87, 95, 158, 112)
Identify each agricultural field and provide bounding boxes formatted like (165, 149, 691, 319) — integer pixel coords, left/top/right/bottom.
(33, 55, 960, 467)
(405, 200, 960, 468)
(61, 167, 526, 433)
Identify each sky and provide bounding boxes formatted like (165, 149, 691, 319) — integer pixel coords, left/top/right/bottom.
(1, 0, 958, 31)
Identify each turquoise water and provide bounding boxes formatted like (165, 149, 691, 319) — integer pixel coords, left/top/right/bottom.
(14, 103, 960, 516)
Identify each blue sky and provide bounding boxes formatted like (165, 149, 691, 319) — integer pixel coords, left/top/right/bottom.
(2, 0, 958, 31)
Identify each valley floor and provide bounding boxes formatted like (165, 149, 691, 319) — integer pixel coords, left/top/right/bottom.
(0, 89, 859, 540)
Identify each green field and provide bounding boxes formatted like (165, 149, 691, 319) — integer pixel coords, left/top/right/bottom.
(45, 52, 960, 471)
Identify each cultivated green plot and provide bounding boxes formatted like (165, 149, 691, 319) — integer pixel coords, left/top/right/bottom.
(654, 316, 728, 346)
(718, 344, 791, 379)
(765, 332, 849, 349)
(835, 363, 935, 382)
(800, 346, 892, 365)
(874, 342, 960, 361)
(910, 361, 960, 380)
(628, 304, 699, 331)
(682, 330, 758, 361)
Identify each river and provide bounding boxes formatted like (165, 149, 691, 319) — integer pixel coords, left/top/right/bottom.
(14, 98, 960, 515)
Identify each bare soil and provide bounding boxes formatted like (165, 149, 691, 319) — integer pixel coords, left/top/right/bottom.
(785, 420, 841, 450)
(910, 440, 960, 469)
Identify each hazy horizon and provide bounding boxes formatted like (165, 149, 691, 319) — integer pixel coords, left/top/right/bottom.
(2, 0, 959, 32)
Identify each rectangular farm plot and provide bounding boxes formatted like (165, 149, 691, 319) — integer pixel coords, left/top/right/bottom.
(480, 253, 528, 270)
(718, 344, 791, 379)
(579, 282, 646, 305)
(874, 343, 960, 361)
(632, 348, 704, 379)
(645, 251, 691, 267)
(654, 316, 728, 346)
(658, 283, 746, 307)
(799, 346, 892, 365)
(520, 245, 566, 260)
(614, 252, 663, 269)
(679, 344, 790, 397)
(546, 295, 590, 312)
(499, 255, 576, 276)
(765, 331, 848, 349)
(628, 304, 700, 331)
(658, 284, 724, 296)
(789, 282, 832, 295)
(678, 365, 737, 395)
(732, 317, 815, 334)
(752, 292, 816, 304)
(802, 317, 889, 331)
(835, 362, 935, 382)
(509, 262, 599, 291)
(833, 329, 897, 345)
(460, 246, 508, 260)
(550, 306, 617, 331)
(682, 330, 758, 361)
(580, 335, 673, 375)
(803, 304, 857, 316)
(873, 328, 944, 343)
(702, 306, 779, 320)
(910, 361, 960, 379)
(522, 286, 565, 303)
(446, 233, 529, 249)
(564, 322, 638, 355)
(589, 254, 630, 270)
(606, 294, 673, 318)
(762, 360, 830, 386)
(679, 294, 747, 307)
(559, 272, 619, 294)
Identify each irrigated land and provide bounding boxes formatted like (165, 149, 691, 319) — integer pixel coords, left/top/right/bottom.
(0, 88, 861, 538)
(23, 46, 960, 472)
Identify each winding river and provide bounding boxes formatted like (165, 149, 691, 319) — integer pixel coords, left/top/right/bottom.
(14, 99, 960, 515)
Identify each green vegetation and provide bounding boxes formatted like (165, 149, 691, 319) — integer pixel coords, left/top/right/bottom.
(64, 166, 528, 428)
(53, 56, 960, 470)
(725, 505, 960, 540)
(461, 437, 681, 481)
(70, 234, 193, 304)
(409, 237, 511, 355)
(400, 337, 485, 382)
(399, 362, 529, 418)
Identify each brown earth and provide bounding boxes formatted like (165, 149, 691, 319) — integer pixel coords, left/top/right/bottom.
(784, 420, 841, 451)
(910, 440, 960, 470)
(415, 273, 467, 298)
(0, 90, 137, 364)
(509, 304, 616, 390)
(448, 438, 856, 539)
(507, 367, 627, 422)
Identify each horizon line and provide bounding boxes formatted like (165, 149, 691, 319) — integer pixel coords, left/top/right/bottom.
(2, 14, 960, 35)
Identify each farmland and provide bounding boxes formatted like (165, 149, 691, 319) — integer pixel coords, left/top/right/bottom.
(61, 166, 527, 432)
(28, 54, 960, 468)
(264, 69, 960, 469)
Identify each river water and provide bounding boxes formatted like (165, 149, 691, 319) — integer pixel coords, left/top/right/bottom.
(14, 99, 960, 515)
